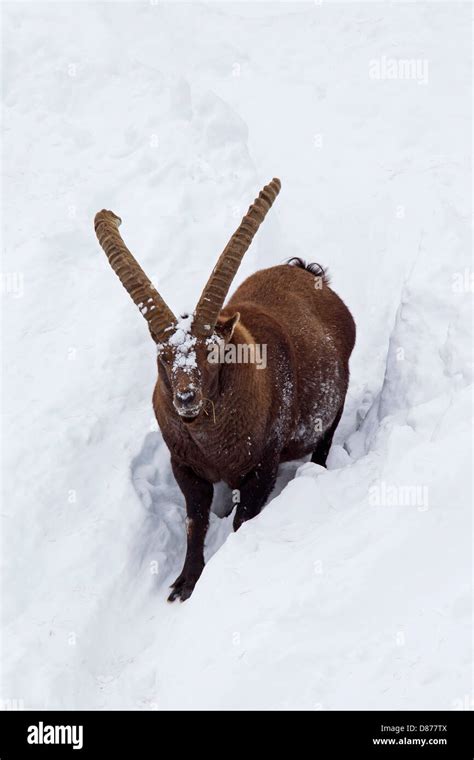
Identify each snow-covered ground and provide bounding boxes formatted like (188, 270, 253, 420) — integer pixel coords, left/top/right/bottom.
(2, 1, 472, 710)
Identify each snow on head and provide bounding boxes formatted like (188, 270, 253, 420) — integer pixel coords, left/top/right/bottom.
(163, 314, 198, 373)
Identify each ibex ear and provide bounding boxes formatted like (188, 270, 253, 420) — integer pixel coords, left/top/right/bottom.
(216, 312, 240, 343)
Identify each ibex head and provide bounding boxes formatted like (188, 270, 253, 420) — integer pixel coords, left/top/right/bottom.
(94, 179, 281, 420)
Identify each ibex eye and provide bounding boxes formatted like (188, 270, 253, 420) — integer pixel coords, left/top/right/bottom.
(159, 364, 171, 389)
(158, 353, 172, 372)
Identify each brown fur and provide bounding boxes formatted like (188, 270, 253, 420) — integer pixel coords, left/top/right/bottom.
(154, 261, 356, 601)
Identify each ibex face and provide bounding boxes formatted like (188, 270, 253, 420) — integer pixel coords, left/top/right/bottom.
(156, 318, 205, 419)
(94, 179, 280, 421)
(156, 313, 239, 420)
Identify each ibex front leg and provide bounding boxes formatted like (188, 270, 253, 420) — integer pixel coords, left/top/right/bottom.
(168, 459, 213, 602)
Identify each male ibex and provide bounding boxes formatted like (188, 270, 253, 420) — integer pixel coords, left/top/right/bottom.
(95, 179, 355, 601)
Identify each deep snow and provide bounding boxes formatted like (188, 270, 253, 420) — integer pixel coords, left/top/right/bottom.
(1, 1, 472, 710)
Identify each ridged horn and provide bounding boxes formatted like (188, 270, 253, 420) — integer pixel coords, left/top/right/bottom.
(193, 178, 281, 338)
(94, 210, 176, 343)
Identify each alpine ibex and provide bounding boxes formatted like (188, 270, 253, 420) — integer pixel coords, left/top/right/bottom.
(94, 179, 356, 601)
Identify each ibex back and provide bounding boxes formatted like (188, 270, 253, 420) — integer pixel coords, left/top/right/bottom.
(95, 179, 356, 601)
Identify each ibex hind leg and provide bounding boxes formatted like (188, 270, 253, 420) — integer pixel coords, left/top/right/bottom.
(233, 460, 279, 532)
(311, 405, 344, 467)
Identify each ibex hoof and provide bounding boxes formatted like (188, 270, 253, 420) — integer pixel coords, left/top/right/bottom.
(167, 573, 199, 602)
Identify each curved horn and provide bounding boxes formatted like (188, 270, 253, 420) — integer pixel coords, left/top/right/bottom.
(193, 178, 281, 338)
(94, 210, 176, 343)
